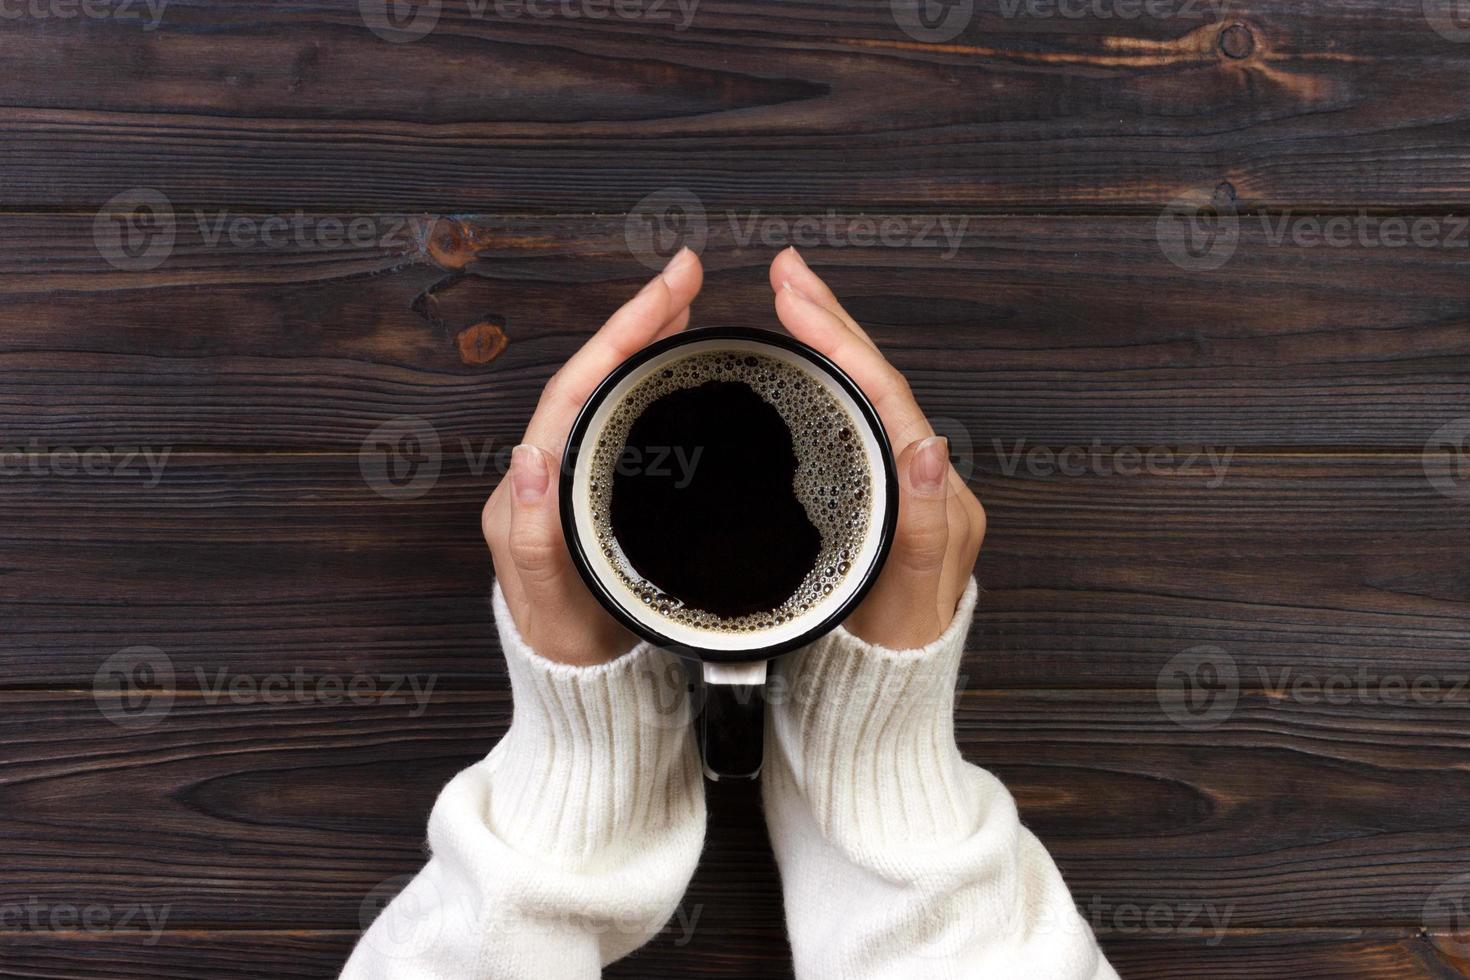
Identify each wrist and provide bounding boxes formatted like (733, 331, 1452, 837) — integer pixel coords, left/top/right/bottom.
(842, 596, 948, 649)
(844, 573, 972, 649)
(766, 578, 979, 848)
(504, 587, 636, 667)
(488, 581, 702, 865)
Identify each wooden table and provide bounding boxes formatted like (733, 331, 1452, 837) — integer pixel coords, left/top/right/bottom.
(2, 1, 1469, 976)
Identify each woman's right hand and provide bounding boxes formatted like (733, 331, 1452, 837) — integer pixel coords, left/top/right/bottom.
(769, 247, 985, 650)
(482, 248, 704, 666)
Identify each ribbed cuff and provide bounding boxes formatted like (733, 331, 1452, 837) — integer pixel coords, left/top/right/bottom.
(485, 583, 703, 869)
(767, 579, 980, 849)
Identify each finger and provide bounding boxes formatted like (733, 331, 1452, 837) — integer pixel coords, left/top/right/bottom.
(502, 444, 628, 666)
(775, 281, 933, 447)
(584, 247, 702, 369)
(482, 479, 530, 615)
(768, 247, 878, 350)
(481, 481, 511, 558)
(847, 434, 953, 648)
(886, 435, 952, 595)
(938, 487, 986, 609)
(652, 305, 691, 342)
(523, 247, 703, 451)
(505, 444, 578, 593)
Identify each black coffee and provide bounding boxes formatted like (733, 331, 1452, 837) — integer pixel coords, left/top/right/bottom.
(588, 349, 873, 634)
(611, 380, 821, 618)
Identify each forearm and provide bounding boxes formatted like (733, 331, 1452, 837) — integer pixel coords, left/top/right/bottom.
(763, 580, 1115, 980)
(342, 583, 706, 980)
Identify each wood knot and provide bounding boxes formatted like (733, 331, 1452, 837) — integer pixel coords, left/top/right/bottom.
(456, 321, 509, 365)
(427, 218, 475, 270)
(1219, 24, 1255, 59)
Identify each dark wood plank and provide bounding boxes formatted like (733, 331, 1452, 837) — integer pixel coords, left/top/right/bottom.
(3, 214, 1468, 449)
(7, 1, 1459, 977)
(2, 455, 1465, 688)
(0, 454, 504, 688)
(0, 932, 358, 980)
(1100, 929, 1469, 979)
(968, 692, 1470, 928)
(2, 690, 1468, 930)
(4, 0, 1470, 212)
(1, 928, 1463, 979)
(972, 453, 1470, 687)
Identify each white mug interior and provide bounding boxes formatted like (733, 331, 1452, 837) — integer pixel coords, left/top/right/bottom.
(568, 335, 891, 654)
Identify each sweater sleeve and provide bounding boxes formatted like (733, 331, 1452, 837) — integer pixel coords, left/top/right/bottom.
(763, 580, 1117, 980)
(340, 583, 706, 980)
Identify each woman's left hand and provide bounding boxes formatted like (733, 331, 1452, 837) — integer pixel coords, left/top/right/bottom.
(769, 247, 985, 649)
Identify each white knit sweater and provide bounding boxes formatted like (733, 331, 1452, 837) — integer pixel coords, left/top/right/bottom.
(341, 581, 1116, 979)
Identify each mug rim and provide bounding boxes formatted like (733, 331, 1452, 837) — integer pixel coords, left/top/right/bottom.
(558, 325, 899, 662)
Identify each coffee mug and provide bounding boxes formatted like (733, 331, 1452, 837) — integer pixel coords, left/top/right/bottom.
(560, 327, 897, 779)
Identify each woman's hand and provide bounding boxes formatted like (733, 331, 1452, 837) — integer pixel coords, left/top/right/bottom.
(483, 248, 705, 666)
(769, 247, 985, 649)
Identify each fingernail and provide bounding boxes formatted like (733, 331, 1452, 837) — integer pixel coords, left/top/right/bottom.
(911, 436, 949, 494)
(511, 444, 549, 504)
(787, 246, 809, 269)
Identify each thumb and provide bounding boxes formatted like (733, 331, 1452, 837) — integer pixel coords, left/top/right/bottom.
(845, 435, 954, 649)
(888, 434, 951, 586)
(503, 443, 636, 666)
(507, 444, 578, 592)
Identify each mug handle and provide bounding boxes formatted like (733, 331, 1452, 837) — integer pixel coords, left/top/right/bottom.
(699, 660, 767, 781)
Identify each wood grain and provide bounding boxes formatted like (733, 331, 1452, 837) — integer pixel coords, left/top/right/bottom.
(965, 691, 1470, 928)
(1101, 929, 1470, 979)
(2, 455, 1464, 689)
(3, 690, 1468, 930)
(3, 0, 1470, 212)
(0, 929, 1464, 979)
(2, 214, 1468, 449)
(5, 2, 1467, 972)
(0, 933, 359, 980)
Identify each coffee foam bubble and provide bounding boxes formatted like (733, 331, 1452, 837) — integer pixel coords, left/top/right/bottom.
(589, 349, 873, 635)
